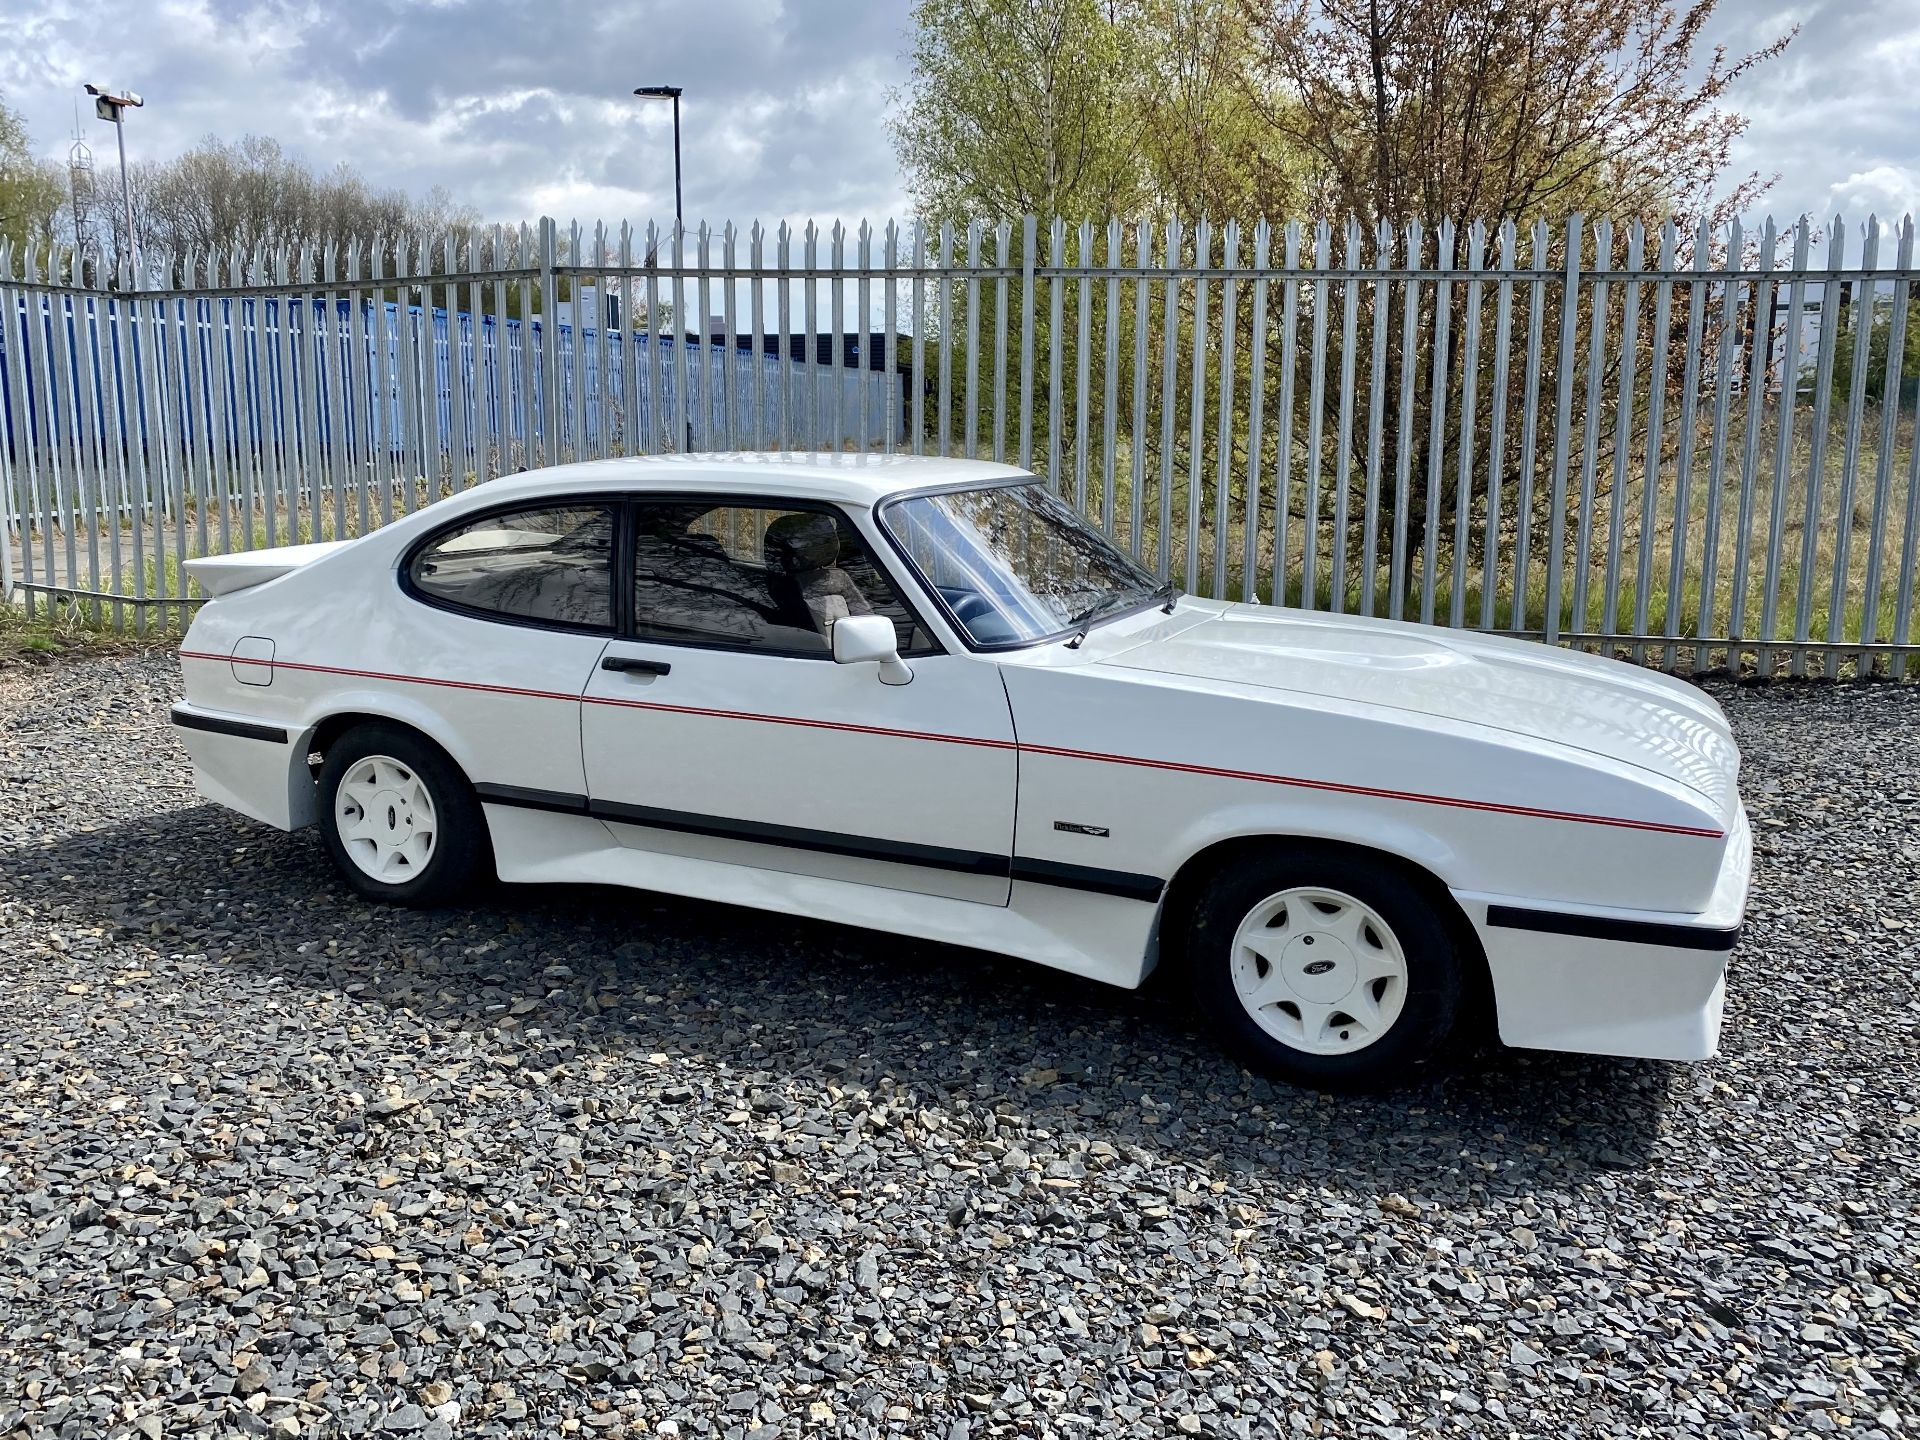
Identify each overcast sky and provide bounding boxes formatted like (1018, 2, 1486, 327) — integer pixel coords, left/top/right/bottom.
(4, 0, 1917, 248)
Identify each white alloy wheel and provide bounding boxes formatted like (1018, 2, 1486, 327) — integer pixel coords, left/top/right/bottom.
(333, 754, 439, 884)
(1228, 885, 1409, 1056)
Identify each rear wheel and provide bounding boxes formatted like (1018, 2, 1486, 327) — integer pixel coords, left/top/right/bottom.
(317, 723, 488, 907)
(1187, 846, 1463, 1090)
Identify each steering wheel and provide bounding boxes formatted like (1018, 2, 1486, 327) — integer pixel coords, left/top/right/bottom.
(941, 589, 996, 626)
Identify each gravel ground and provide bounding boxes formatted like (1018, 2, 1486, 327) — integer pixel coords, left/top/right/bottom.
(0, 653, 1916, 1440)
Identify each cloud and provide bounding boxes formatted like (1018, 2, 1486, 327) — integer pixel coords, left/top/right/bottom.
(0, 0, 917, 231)
(1707, 0, 1920, 227)
(1824, 165, 1920, 224)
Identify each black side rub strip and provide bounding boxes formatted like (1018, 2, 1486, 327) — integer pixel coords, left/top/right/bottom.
(170, 705, 288, 744)
(475, 785, 1164, 900)
(474, 783, 590, 815)
(591, 798, 1008, 877)
(1487, 903, 1741, 952)
(1010, 856, 1164, 902)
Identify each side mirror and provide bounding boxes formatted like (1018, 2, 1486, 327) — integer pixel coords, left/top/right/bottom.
(832, 614, 913, 686)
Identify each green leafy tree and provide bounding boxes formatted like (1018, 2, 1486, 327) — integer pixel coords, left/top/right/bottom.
(891, 0, 1150, 223)
(0, 92, 63, 256)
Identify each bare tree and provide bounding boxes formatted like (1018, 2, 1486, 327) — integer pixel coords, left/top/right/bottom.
(81, 134, 479, 283)
(1246, 0, 1795, 235)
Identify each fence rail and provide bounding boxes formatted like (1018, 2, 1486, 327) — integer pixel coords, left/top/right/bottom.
(3, 211, 1917, 677)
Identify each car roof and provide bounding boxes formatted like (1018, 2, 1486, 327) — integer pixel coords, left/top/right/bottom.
(472, 452, 1033, 508)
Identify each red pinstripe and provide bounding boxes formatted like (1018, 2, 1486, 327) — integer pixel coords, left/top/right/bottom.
(1015, 741, 1721, 836)
(176, 649, 1725, 839)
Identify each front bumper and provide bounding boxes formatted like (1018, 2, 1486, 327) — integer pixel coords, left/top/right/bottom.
(1455, 804, 1752, 1061)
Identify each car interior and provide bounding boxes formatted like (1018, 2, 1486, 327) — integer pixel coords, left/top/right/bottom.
(411, 500, 933, 655)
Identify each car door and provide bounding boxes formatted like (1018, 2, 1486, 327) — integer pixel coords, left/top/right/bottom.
(580, 497, 1018, 905)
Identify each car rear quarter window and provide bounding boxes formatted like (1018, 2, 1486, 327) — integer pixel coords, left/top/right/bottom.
(408, 504, 615, 631)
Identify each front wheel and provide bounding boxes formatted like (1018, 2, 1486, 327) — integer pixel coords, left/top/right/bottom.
(317, 723, 489, 907)
(1187, 846, 1464, 1090)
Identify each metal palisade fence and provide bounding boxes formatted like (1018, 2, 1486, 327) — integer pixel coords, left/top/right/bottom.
(2, 212, 1917, 678)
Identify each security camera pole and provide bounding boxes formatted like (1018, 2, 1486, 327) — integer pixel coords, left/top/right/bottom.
(84, 84, 143, 280)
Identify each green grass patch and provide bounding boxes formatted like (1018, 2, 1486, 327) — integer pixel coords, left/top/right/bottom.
(0, 597, 164, 668)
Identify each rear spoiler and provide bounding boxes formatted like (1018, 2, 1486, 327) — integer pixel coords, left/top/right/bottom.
(183, 540, 350, 598)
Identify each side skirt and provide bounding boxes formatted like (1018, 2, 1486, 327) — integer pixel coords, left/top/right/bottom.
(474, 783, 1163, 902)
(476, 801, 1162, 989)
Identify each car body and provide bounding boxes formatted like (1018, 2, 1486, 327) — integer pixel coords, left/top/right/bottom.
(172, 453, 1749, 1084)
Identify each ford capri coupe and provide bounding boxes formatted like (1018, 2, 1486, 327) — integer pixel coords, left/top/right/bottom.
(173, 453, 1748, 1088)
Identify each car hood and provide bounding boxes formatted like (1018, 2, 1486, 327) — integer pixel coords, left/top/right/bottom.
(1096, 605, 1741, 820)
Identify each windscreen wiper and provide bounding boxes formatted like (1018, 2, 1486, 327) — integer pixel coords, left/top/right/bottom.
(1064, 589, 1152, 648)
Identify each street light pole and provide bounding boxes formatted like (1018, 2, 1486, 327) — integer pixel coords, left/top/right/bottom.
(670, 89, 682, 228)
(632, 83, 688, 449)
(631, 85, 685, 231)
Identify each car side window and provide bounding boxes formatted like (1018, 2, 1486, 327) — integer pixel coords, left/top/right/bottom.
(408, 504, 614, 631)
(632, 502, 936, 656)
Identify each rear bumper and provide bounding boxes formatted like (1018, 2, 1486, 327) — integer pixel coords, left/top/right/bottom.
(1456, 804, 1752, 1061)
(170, 702, 314, 831)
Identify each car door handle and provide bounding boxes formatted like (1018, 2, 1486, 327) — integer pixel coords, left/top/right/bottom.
(601, 655, 672, 676)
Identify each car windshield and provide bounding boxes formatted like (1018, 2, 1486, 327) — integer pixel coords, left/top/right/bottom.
(879, 482, 1163, 647)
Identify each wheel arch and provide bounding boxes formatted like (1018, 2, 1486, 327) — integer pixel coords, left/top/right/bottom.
(1148, 833, 1493, 1032)
(291, 702, 478, 827)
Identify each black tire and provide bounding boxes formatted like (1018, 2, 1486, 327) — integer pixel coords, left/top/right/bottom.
(316, 721, 490, 907)
(1186, 844, 1464, 1091)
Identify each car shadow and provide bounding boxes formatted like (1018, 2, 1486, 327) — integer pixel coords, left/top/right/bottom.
(6, 802, 1678, 1196)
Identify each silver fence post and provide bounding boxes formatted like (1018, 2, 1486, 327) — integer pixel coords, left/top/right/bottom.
(1304, 220, 1329, 610)
(1483, 220, 1516, 630)
(1419, 219, 1453, 626)
(937, 221, 953, 457)
(1214, 221, 1240, 596)
(1728, 218, 1778, 668)
(1018, 216, 1036, 473)
(1828, 214, 1880, 665)
(1791, 216, 1845, 678)
(1074, 219, 1092, 514)
(1332, 218, 1359, 613)
(1759, 218, 1812, 677)
(1047, 219, 1065, 490)
(1277, 220, 1302, 605)
(1571, 218, 1614, 643)
(963, 219, 980, 460)
(0, 248, 13, 608)
(1451, 220, 1485, 630)
(1389, 219, 1419, 621)
(1158, 219, 1181, 582)
(1695, 218, 1744, 674)
(1859, 215, 1912, 672)
(1244, 220, 1270, 599)
(1545, 214, 1582, 649)
(1186, 219, 1212, 594)
(1360, 219, 1389, 617)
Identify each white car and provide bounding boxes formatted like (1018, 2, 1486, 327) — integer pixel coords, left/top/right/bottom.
(172, 454, 1748, 1088)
